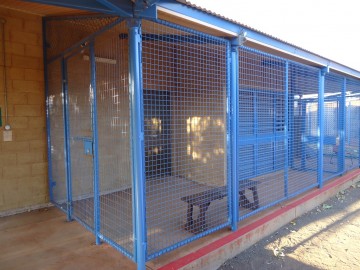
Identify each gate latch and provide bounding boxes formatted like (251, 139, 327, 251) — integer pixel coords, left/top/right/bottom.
(73, 136, 94, 156)
(84, 139, 93, 156)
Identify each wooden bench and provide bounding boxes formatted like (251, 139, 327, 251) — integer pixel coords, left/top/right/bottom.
(181, 180, 260, 233)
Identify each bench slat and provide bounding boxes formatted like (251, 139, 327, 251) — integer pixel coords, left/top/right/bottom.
(181, 180, 259, 206)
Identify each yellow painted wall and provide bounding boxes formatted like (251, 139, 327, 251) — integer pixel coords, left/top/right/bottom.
(0, 7, 48, 213)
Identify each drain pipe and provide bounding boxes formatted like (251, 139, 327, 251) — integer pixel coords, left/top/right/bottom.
(0, 17, 10, 130)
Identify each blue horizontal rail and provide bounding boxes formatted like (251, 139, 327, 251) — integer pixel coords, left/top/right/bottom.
(239, 134, 286, 145)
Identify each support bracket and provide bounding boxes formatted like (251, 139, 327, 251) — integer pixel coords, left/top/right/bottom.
(231, 31, 247, 48)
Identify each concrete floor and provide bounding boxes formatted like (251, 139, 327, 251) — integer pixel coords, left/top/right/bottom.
(0, 207, 137, 270)
(1, 166, 359, 270)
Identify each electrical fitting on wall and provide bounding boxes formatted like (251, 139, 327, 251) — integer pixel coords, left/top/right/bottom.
(1, 17, 12, 142)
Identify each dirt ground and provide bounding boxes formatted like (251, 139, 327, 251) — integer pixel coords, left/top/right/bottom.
(218, 181, 360, 270)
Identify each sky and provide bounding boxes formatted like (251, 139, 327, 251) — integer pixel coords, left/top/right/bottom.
(190, 0, 360, 72)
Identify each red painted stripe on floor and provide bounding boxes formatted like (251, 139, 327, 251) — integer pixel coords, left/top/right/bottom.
(159, 169, 360, 270)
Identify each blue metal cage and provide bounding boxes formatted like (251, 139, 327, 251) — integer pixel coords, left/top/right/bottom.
(43, 13, 360, 270)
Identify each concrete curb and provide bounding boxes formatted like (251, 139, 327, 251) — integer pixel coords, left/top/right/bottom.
(157, 169, 360, 270)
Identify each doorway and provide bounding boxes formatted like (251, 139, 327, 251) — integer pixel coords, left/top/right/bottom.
(143, 90, 171, 178)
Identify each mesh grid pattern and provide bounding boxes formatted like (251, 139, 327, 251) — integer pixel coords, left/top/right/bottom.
(45, 15, 360, 262)
(47, 60, 67, 211)
(345, 79, 360, 170)
(94, 22, 133, 255)
(66, 48, 94, 230)
(287, 62, 319, 192)
(45, 16, 120, 61)
(323, 74, 343, 180)
(142, 20, 229, 257)
(238, 47, 286, 218)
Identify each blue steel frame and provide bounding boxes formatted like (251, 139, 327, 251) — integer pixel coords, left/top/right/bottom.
(44, 16, 136, 260)
(230, 40, 239, 231)
(226, 40, 233, 231)
(318, 68, 327, 188)
(89, 42, 101, 245)
(143, 18, 232, 261)
(128, 19, 147, 270)
(284, 61, 289, 198)
(156, 1, 360, 79)
(61, 57, 73, 221)
(236, 46, 329, 222)
(339, 77, 346, 173)
(41, 5, 360, 269)
(37, 0, 360, 77)
(301, 103, 307, 170)
(46, 16, 124, 64)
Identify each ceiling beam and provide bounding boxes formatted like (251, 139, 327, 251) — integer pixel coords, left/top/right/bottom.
(96, 0, 133, 17)
(134, 0, 159, 18)
(24, 0, 118, 14)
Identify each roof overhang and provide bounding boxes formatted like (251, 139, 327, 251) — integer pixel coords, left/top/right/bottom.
(2, 0, 360, 79)
(157, 1, 360, 79)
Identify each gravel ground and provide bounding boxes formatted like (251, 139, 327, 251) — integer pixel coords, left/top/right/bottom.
(218, 181, 360, 270)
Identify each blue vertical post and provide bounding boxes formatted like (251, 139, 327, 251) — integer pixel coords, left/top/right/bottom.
(62, 58, 73, 221)
(300, 103, 306, 170)
(317, 67, 327, 188)
(89, 42, 101, 245)
(273, 96, 277, 170)
(230, 41, 239, 229)
(347, 101, 350, 144)
(42, 18, 54, 202)
(254, 94, 258, 174)
(128, 19, 147, 270)
(288, 68, 294, 169)
(338, 78, 346, 173)
(284, 61, 289, 198)
(358, 102, 360, 168)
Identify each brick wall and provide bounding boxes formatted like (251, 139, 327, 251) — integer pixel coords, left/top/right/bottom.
(0, 7, 48, 213)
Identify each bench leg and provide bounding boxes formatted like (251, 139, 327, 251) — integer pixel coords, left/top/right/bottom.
(195, 202, 210, 233)
(184, 203, 194, 231)
(249, 186, 260, 209)
(239, 190, 252, 208)
(239, 187, 260, 210)
(184, 202, 211, 234)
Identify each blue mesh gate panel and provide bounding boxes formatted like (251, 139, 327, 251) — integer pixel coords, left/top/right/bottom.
(65, 49, 95, 230)
(287, 62, 319, 194)
(142, 20, 230, 259)
(47, 60, 67, 211)
(94, 22, 133, 257)
(46, 17, 134, 259)
(323, 73, 344, 181)
(345, 79, 360, 171)
(238, 47, 286, 218)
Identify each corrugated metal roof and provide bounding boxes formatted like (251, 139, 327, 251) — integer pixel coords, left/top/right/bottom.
(176, 0, 360, 76)
(177, 0, 315, 55)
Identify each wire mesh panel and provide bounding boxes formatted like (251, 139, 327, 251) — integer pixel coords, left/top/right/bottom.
(142, 20, 229, 258)
(323, 73, 343, 180)
(345, 79, 360, 171)
(45, 15, 120, 61)
(47, 60, 67, 211)
(287, 62, 319, 194)
(238, 47, 286, 219)
(65, 48, 94, 230)
(94, 22, 133, 257)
